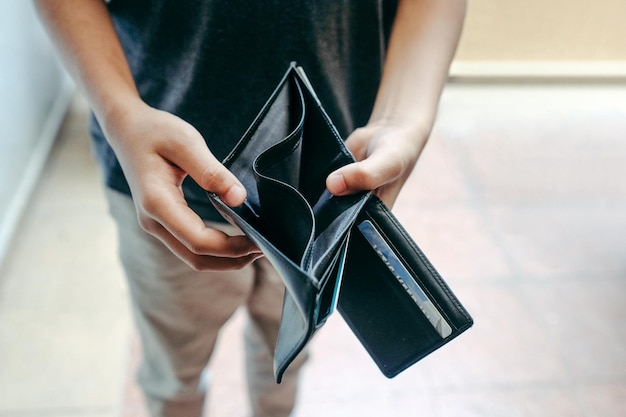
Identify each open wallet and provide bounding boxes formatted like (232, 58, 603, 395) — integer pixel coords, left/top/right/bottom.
(208, 63, 473, 383)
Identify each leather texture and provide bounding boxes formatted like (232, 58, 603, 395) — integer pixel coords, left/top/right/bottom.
(209, 64, 473, 382)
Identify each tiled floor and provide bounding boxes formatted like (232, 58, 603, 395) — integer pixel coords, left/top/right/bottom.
(0, 83, 625, 417)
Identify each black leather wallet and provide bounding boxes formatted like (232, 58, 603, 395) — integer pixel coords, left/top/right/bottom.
(209, 63, 473, 382)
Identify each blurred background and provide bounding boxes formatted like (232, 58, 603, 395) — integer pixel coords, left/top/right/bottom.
(0, 1, 624, 416)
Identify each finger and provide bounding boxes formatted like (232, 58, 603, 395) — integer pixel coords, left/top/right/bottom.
(139, 185, 260, 258)
(341, 127, 371, 161)
(326, 149, 403, 196)
(163, 127, 247, 207)
(142, 220, 264, 271)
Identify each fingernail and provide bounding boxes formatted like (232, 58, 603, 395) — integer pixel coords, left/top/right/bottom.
(327, 173, 347, 195)
(224, 184, 246, 205)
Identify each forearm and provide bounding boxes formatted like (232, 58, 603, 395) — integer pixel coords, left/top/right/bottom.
(34, 0, 141, 128)
(326, 0, 466, 204)
(370, 0, 466, 143)
(36, 0, 258, 270)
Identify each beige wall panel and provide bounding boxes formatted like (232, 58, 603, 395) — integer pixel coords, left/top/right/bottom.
(456, 0, 626, 61)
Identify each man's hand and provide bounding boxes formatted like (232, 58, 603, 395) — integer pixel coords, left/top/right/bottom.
(326, 122, 425, 208)
(34, 0, 262, 271)
(327, 0, 466, 205)
(104, 99, 262, 271)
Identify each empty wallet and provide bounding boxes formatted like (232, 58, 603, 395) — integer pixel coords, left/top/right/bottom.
(208, 63, 473, 383)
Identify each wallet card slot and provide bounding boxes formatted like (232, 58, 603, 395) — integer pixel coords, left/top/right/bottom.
(361, 198, 474, 331)
(295, 77, 356, 206)
(357, 219, 453, 338)
(253, 121, 304, 190)
(308, 190, 370, 275)
(286, 75, 369, 274)
(339, 228, 443, 377)
(314, 234, 350, 327)
(357, 213, 455, 334)
(224, 74, 305, 213)
(255, 175, 315, 268)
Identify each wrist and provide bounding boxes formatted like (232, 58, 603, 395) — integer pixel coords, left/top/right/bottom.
(96, 91, 147, 141)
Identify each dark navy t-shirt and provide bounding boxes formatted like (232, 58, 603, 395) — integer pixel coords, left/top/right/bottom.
(91, 0, 398, 221)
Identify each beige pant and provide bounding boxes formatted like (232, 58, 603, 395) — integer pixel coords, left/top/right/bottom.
(106, 189, 305, 417)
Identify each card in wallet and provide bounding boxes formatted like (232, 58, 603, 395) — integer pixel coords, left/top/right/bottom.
(208, 63, 473, 382)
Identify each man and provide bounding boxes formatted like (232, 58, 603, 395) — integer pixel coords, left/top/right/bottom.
(34, 0, 466, 416)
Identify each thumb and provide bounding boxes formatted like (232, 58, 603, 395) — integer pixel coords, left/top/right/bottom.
(326, 150, 403, 196)
(167, 131, 247, 207)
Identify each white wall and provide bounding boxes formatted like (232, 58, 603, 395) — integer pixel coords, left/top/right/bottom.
(0, 0, 74, 264)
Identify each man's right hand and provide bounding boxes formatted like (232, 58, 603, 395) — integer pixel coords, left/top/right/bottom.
(103, 98, 262, 271)
(34, 0, 261, 271)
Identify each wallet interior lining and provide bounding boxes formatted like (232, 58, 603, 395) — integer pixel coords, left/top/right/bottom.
(220, 72, 369, 276)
